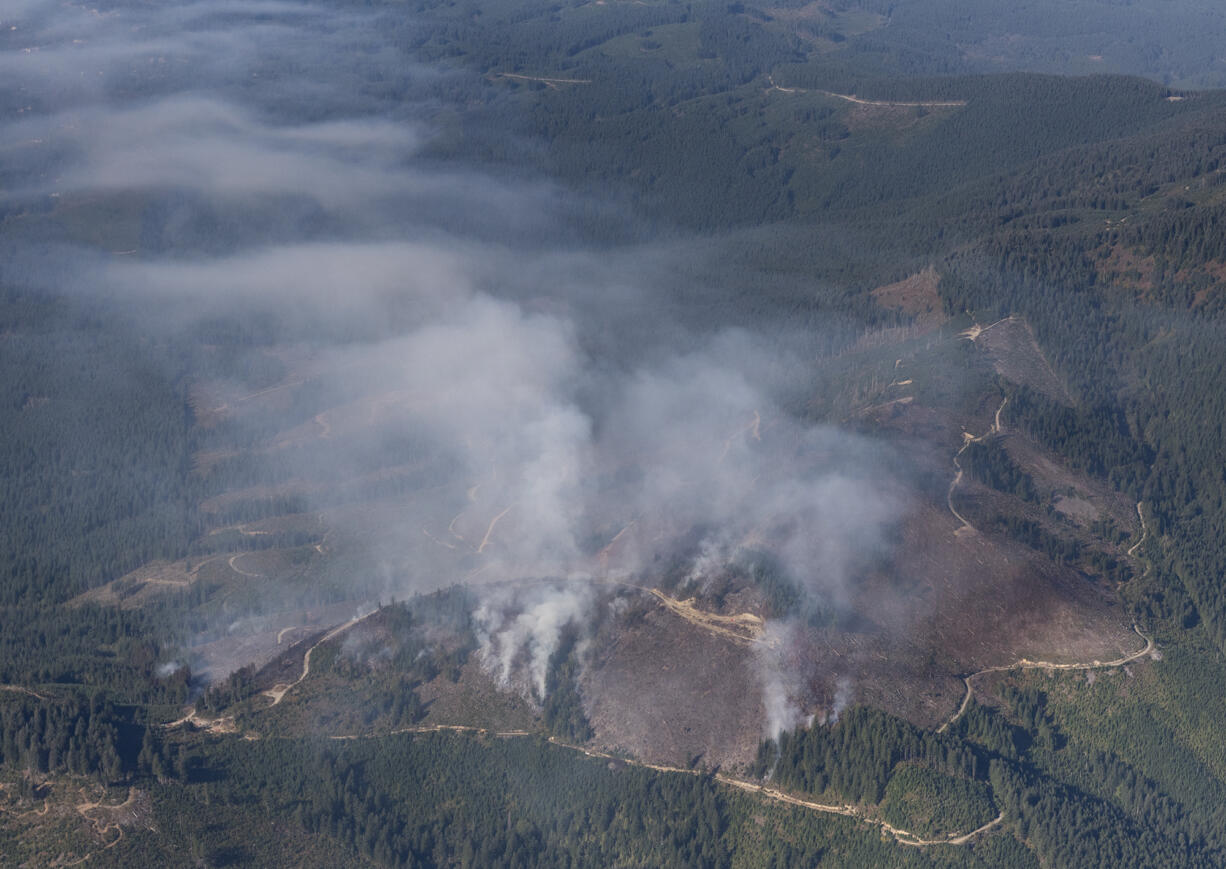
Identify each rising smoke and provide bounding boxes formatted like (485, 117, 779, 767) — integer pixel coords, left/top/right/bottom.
(1, 0, 905, 738)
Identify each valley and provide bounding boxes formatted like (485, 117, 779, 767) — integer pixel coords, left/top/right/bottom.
(5, 0, 1226, 865)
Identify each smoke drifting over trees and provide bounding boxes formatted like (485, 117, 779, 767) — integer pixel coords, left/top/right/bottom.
(1, 0, 906, 734)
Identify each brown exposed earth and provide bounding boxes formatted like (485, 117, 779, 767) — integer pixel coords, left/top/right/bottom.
(127, 309, 1144, 776)
(871, 267, 947, 328)
(576, 478, 1135, 764)
(583, 601, 766, 769)
(971, 316, 1074, 403)
(0, 777, 154, 867)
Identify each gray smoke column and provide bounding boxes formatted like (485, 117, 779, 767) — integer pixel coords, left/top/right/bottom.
(756, 622, 811, 740)
(473, 584, 593, 699)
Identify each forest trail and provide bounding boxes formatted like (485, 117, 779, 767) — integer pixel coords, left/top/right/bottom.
(766, 76, 966, 107)
(596, 522, 636, 565)
(421, 526, 458, 550)
(937, 624, 1155, 733)
(207, 378, 309, 416)
(939, 812, 1006, 846)
(187, 554, 226, 577)
(817, 90, 967, 108)
(227, 553, 263, 578)
(74, 786, 134, 817)
(477, 504, 514, 554)
(718, 410, 763, 463)
(1127, 502, 1148, 558)
(495, 72, 591, 88)
(263, 609, 378, 707)
(63, 787, 135, 865)
(448, 510, 466, 542)
(946, 396, 1008, 535)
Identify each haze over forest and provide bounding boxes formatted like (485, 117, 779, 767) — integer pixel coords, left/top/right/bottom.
(3, 1, 1226, 866)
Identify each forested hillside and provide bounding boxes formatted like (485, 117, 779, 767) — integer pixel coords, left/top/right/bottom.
(5, 0, 1226, 865)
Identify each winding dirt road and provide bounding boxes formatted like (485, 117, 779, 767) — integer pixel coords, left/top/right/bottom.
(263, 609, 379, 707)
(227, 553, 264, 579)
(947, 397, 1008, 534)
(1127, 502, 1149, 559)
(158, 589, 1011, 849)
(61, 787, 135, 865)
(937, 624, 1155, 733)
(324, 725, 1000, 847)
(164, 610, 381, 730)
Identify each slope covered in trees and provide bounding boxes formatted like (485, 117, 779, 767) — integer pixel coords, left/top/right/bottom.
(5, 0, 1226, 865)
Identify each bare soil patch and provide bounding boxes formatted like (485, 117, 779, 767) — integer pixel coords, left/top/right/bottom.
(849, 499, 1136, 729)
(871, 266, 947, 328)
(974, 317, 1073, 404)
(583, 604, 764, 770)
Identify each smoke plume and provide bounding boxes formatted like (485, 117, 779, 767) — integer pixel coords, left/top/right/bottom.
(1, 0, 906, 731)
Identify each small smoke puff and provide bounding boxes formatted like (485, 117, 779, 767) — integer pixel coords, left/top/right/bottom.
(340, 628, 394, 669)
(829, 676, 854, 724)
(684, 538, 733, 591)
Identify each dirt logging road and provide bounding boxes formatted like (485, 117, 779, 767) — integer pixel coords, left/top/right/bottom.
(227, 553, 264, 578)
(947, 396, 1008, 535)
(1127, 501, 1149, 560)
(937, 624, 1156, 733)
(262, 609, 380, 707)
(323, 725, 1002, 847)
(166, 593, 997, 849)
(164, 555, 1152, 850)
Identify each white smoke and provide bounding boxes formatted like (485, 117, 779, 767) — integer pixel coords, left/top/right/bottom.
(756, 622, 809, 741)
(473, 584, 593, 700)
(0, 0, 909, 725)
(829, 676, 854, 725)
